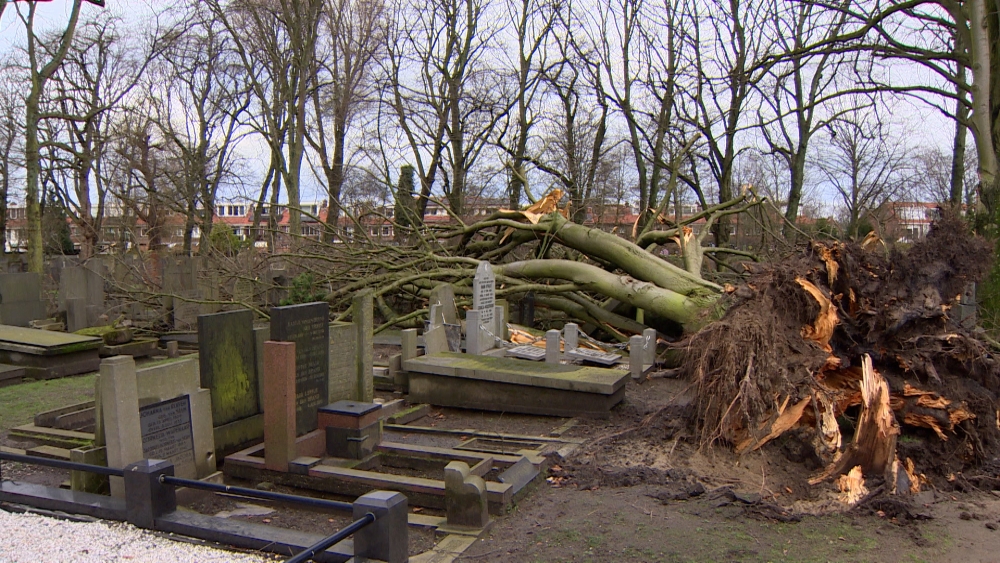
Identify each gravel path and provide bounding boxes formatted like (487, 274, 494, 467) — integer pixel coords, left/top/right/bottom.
(0, 510, 276, 563)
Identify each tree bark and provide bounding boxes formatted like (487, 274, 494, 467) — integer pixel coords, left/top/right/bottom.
(497, 259, 718, 330)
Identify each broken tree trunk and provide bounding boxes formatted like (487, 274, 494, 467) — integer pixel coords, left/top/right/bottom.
(497, 259, 718, 331)
(810, 355, 899, 484)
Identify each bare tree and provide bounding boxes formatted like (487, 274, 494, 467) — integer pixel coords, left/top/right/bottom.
(800, 0, 999, 222)
(757, 0, 868, 237)
(381, 0, 507, 219)
(209, 0, 325, 240)
(17, 0, 88, 272)
(682, 0, 780, 247)
(531, 9, 612, 222)
(308, 0, 387, 241)
(155, 5, 251, 253)
(41, 14, 153, 258)
(499, 0, 557, 209)
(0, 72, 22, 255)
(817, 111, 911, 238)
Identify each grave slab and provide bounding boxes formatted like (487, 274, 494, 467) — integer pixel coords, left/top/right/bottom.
(0, 326, 101, 379)
(404, 352, 628, 417)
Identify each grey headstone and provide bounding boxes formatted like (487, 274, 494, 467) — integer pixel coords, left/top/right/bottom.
(139, 395, 196, 479)
(473, 262, 496, 336)
(520, 292, 535, 327)
(59, 265, 105, 327)
(353, 290, 374, 403)
(445, 461, 489, 529)
(232, 279, 254, 305)
(270, 302, 330, 435)
(253, 326, 269, 411)
(424, 325, 448, 355)
(65, 298, 88, 332)
(545, 329, 561, 364)
(498, 457, 539, 491)
(172, 289, 202, 330)
(198, 309, 259, 425)
(429, 284, 458, 325)
(329, 322, 359, 402)
(0, 273, 46, 327)
(401, 328, 418, 361)
(643, 328, 657, 365)
(429, 304, 443, 328)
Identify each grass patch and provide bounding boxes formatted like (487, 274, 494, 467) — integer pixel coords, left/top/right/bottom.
(0, 375, 97, 433)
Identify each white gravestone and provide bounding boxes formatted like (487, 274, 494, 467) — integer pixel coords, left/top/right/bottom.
(473, 262, 496, 338)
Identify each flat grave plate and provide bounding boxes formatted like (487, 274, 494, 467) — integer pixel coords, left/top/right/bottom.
(403, 352, 628, 395)
(506, 345, 546, 361)
(455, 437, 545, 455)
(319, 400, 382, 417)
(0, 326, 102, 355)
(566, 347, 621, 366)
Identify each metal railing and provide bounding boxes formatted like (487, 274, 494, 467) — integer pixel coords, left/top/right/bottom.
(1, 452, 388, 563)
(157, 474, 374, 562)
(0, 451, 123, 477)
(285, 512, 375, 563)
(158, 474, 353, 512)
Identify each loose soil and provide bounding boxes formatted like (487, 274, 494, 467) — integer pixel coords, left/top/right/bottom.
(457, 378, 1000, 562)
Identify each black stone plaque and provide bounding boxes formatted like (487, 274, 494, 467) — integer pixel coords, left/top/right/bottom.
(198, 309, 259, 425)
(140, 395, 195, 473)
(270, 302, 330, 435)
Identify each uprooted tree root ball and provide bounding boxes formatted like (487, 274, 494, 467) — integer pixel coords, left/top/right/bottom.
(679, 211, 1000, 494)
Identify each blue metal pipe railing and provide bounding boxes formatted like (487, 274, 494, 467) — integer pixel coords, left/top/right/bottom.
(158, 474, 353, 512)
(284, 512, 376, 563)
(0, 451, 124, 477)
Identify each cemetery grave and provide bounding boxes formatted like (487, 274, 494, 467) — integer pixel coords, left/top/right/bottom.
(7, 227, 1000, 563)
(0, 325, 102, 380)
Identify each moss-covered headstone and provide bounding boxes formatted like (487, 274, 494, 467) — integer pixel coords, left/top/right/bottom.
(198, 309, 259, 425)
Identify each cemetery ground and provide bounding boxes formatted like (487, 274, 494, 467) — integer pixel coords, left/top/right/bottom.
(3, 370, 1000, 562)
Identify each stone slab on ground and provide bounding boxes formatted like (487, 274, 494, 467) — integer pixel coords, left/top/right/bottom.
(99, 338, 158, 358)
(0, 363, 27, 385)
(403, 352, 627, 395)
(0, 325, 102, 355)
(404, 352, 627, 417)
(0, 326, 102, 379)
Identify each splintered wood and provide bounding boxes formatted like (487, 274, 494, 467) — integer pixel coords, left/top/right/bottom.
(796, 277, 838, 353)
(837, 466, 868, 506)
(736, 396, 811, 454)
(810, 355, 899, 485)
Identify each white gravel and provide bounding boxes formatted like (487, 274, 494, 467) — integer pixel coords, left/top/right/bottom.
(0, 510, 277, 563)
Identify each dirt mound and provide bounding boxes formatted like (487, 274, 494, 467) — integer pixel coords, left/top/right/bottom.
(679, 210, 1000, 493)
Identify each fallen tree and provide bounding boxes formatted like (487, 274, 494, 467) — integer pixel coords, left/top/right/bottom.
(683, 210, 1000, 492)
(271, 189, 759, 337)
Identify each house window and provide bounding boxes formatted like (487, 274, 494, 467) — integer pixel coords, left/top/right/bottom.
(382, 226, 391, 236)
